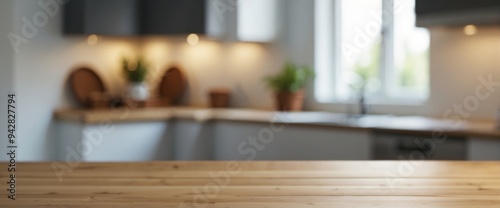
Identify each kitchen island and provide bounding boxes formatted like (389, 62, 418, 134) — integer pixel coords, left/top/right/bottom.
(1, 161, 499, 207)
(55, 107, 500, 138)
(54, 107, 500, 161)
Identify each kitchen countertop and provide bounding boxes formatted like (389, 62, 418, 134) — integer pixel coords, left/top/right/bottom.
(1, 161, 499, 207)
(54, 107, 500, 138)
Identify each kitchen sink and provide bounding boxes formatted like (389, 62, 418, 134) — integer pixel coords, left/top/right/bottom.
(281, 112, 395, 127)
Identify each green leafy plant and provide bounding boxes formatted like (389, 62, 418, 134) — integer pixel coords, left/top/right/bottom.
(122, 57, 148, 82)
(265, 62, 315, 92)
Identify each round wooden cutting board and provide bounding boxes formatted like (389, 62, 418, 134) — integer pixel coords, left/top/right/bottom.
(69, 67, 106, 107)
(159, 66, 187, 105)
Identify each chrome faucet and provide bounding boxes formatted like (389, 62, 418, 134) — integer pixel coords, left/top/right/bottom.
(359, 93, 367, 115)
(358, 84, 367, 115)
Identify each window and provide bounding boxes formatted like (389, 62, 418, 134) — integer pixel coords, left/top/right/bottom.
(315, 0, 429, 103)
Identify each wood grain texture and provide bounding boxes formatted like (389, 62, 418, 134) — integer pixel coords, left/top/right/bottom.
(159, 66, 187, 105)
(69, 67, 106, 107)
(0, 161, 499, 207)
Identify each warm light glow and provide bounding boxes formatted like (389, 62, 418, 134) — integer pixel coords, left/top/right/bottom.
(228, 43, 264, 64)
(87, 34, 99, 45)
(227, 43, 265, 75)
(180, 41, 222, 69)
(464, 25, 477, 36)
(187, 33, 199, 46)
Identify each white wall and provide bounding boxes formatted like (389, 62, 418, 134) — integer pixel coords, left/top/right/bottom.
(140, 39, 285, 108)
(11, 0, 140, 161)
(0, 0, 15, 161)
(427, 28, 500, 119)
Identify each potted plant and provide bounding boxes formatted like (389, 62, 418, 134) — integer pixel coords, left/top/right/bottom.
(265, 63, 314, 111)
(122, 57, 150, 101)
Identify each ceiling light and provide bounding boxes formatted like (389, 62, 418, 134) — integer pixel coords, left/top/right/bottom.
(187, 33, 199, 46)
(87, 34, 98, 45)
(464, 25, 477, 36)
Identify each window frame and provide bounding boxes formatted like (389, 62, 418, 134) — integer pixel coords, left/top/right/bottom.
(314, 0, 429, 105)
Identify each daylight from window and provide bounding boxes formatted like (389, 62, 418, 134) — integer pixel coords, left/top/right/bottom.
(393, 0, 430, 98)
(315, 0, 429, 103)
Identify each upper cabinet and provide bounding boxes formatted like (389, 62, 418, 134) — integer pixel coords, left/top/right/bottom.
(416, 0, 500, 27)
(63, 0, 281, 42)
(237, 0, 280, 42)
(205, 0, 281, 42)
(139, 0, 206, 35)
(64, 0, 207, 36)
(64, 0, 139, 35)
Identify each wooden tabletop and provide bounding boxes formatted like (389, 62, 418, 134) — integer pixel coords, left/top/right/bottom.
(1, 161, 499, 207)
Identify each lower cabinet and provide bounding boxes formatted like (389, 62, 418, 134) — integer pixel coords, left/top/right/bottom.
(373, 133, 500, 161)
(58, 119, 500, 161)
(57, 121, 173, 162)
(373, 133, 467, 160)
(172, 119, 214, 160)
(467, 137, 500, 160)
(213, 121, 372, 160)
(55, 120, 394, 161)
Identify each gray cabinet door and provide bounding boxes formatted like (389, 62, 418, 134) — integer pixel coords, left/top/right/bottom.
(64, 0, 138, 35)
(467, 137, 500, 160)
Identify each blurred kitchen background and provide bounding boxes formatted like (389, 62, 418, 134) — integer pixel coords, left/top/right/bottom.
(1, 0, 500, 162)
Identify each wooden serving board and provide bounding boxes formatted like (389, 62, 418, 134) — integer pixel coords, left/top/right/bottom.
(0, 161, 499, 207)
(159, 66, 187, 105)
(69, 67, 106, 107)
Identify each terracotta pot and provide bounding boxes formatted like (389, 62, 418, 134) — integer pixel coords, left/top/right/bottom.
(209, 88, 231, 108)
(275, 90, 305, 111)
